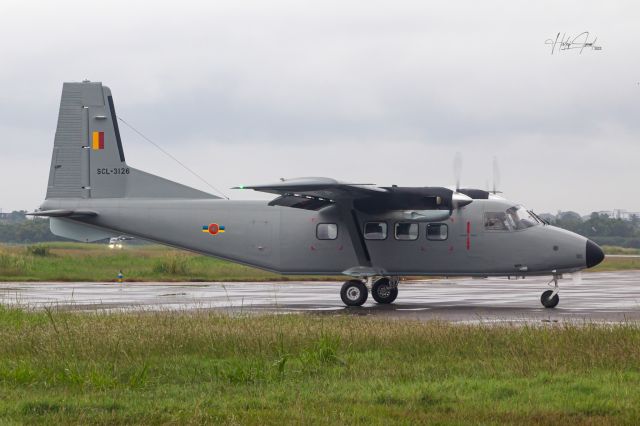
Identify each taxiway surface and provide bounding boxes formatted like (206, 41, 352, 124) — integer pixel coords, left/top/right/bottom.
(1, 271, 639, 323)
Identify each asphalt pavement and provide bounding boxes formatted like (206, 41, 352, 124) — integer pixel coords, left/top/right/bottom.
(1, 271, 639, 323)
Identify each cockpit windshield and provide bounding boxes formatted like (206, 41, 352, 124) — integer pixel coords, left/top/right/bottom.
(484, 205, 541, 231)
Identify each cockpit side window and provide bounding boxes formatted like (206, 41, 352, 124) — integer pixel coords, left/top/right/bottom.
(484, 212, 512, 231)
(506, 206, 538, 230)
(485, 206, 540, 231)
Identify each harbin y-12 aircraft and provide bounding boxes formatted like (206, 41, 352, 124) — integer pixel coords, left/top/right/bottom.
(30, 82, 605, 308)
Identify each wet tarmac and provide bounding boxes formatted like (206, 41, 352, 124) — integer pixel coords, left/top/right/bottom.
(1, 271, 639, 323)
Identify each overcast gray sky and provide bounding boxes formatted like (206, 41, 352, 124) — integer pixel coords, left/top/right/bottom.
(1, 0, 638, 214)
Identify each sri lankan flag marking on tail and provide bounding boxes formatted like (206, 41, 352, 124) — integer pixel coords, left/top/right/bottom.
(92, 131, 105, 150)
(202, 223, 225, 235)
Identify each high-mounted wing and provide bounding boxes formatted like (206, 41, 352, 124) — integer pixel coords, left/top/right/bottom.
(234, 177, 472, 212)
(234, 177, 387, 211)
(236, 177, 385, 198)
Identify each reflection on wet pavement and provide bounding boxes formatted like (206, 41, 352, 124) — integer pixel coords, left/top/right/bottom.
(1, 271, 639, 323)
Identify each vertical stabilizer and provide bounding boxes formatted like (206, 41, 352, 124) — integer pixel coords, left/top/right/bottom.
(45, 81, 215, 200)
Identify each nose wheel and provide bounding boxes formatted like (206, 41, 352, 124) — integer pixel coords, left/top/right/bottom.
(540, 272, 560, 308)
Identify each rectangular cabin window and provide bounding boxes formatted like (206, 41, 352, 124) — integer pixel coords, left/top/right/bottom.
(364, 222, 387, 240)
(316, 223, 338, 240)
(426, 223, 448, 241)
(395, 222, 419, 240)
(484, 212, 512, 231)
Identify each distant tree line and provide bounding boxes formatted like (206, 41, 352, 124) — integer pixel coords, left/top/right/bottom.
(0, 211, 65, 243)
(549, 212, 640, 248)
(1, 210, 639, 247)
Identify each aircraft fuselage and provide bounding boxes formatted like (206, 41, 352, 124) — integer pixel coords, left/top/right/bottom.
(41, 197, 591, 277)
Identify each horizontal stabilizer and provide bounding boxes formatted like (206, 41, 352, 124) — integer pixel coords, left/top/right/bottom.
(27, 209, 98, 218)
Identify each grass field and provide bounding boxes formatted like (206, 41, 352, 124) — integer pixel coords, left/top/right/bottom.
(0, 307, 638, 424)
(0, 242, 339, 282)
(0, 242, 638, 282)
(601, 245, 640, 255)
(590, 257, 640, 272)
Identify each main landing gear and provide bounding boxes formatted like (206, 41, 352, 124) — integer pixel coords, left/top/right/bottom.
(371, 277, 399, 304)
(340, 280, 368, 306)
(340, 277, 399, 307)
(540, 272, 560, 308)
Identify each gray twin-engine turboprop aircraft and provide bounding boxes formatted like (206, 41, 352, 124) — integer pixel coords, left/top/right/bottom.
(31, 81, 605, 308)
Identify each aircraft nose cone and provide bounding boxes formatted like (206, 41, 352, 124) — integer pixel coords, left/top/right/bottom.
(586, 240, 605, 268)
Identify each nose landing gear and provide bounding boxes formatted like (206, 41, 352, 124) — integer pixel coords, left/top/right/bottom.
(541, 272, 560, 308)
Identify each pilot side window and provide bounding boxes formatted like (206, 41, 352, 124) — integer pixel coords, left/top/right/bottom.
(364, 222, 387, 240)
(426, 223, 448, 241)
(484, 212, 512, 231)
(316, 223, 338, 240)
(395, 222, 419, 240)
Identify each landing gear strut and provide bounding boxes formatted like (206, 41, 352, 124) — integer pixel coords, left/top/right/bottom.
(340, 280, 368, 307)
(541, 272, 560, 308)
(371, 277, 399, 304)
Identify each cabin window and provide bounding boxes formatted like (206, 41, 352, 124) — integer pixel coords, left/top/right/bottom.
(484, 212, 512, 231)
(316, 223, 338, 240)
(395, 222, 419, 240)
(426, 223, 448, 240)
(364, 222, 387, 240)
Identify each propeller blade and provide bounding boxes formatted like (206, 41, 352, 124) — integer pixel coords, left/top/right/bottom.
(492, 156, 501, 194)
(454, 152, 462, 191)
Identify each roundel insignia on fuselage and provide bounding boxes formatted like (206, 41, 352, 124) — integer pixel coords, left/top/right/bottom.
(201, 223, 226, 235)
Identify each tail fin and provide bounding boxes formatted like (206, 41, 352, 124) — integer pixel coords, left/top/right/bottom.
(46, 81, 215, 200)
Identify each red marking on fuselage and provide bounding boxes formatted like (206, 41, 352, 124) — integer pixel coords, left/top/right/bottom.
(466, 221, 471, 250)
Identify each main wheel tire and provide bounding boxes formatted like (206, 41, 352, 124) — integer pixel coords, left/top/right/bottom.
(371, 278, 398, 304)
(340, 280, 368, 307)
(541, 290, 559, 308)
